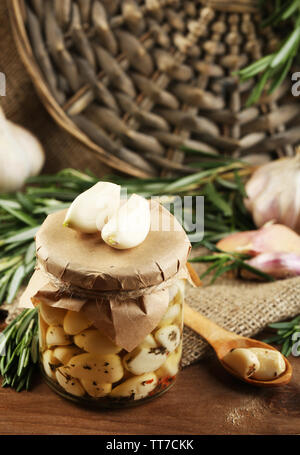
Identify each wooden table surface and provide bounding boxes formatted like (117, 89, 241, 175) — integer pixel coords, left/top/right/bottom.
(1, 352, 300, 435)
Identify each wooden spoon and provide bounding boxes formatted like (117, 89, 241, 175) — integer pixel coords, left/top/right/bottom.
(184, 303, 292, 387)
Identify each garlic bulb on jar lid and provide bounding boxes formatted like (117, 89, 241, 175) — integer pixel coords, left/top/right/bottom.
(245, 150, 300, 234)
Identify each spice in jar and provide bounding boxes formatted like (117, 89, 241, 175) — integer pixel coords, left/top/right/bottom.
(21, 197, 191, 407)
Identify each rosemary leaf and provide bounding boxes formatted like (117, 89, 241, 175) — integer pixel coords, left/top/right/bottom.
(210, 260, 235, 284)
(237, 0, 300, 104)
(205, 182, 232, 217)
(271, 26, 300, 68)
(0, 308, 38, 392)
(0, 206, 37, 227)
(2, 226, 39, 245)
(6, 265, 26, 305)
(234, 258, 275, 282)
(200, 261, 222, 280)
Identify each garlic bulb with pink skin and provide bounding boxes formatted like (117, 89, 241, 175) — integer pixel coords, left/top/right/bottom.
(244, 150, 300, 234)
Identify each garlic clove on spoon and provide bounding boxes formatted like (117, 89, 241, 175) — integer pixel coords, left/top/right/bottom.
(63, 182, 121, 233)
(223, 348, 260, 378)
(249, 348, 286, 380)
(223, 347, 286, 381)
(101, 194, 151, 249)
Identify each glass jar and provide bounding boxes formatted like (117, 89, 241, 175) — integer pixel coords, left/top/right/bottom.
(39, 279, 185, 408)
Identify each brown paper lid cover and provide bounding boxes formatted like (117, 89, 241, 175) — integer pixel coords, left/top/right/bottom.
(36, 201, 191, 291)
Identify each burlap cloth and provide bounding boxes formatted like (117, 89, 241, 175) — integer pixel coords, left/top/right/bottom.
(1, 2, 300, 368)
(181, 258, 300, 367)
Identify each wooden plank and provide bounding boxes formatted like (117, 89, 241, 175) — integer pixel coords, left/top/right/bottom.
(0, 354, 300, 435)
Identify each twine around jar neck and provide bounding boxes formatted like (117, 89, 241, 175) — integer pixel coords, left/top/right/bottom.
(37, 261, 189, 302)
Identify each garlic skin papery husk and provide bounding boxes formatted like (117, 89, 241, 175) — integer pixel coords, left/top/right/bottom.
(64, 182, 121, 233)
(245, 151, 300, 234)
(101, 194, 151, 249)
(217, 223, 300, 279)
(245, 253, 300, 279)
(217, 223, 300, 256)
(0, 106, 45, 191)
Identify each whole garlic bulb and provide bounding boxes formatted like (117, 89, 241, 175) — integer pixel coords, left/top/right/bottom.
(0, 106, 45, 191)
(245, 150, 300, 234)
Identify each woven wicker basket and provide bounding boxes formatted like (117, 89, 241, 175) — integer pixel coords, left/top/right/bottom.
(8, 0, 300, 178)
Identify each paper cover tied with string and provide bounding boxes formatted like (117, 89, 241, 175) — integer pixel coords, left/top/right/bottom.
(21, 201, 191, 352)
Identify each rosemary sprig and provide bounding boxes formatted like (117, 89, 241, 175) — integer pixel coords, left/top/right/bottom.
(237, 0, 300, 105)
(0, 308, 38, 391)
(0, 159, 255, 308)
(189, 245, 274, 284)
(263, 315, 300, 357)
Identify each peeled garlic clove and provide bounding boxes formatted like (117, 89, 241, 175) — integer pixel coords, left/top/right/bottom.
(168, 280, 185, 304)
(42, 349, 61, 380)
(46, 325, 72, 347)
(168, 279, 185, 303)
(101, 194, 150, 249)
(80, 379, 112, 398)
(110, 372, 158, 400)
(168, 284, 179, 303)
(123, 346, 168, 375)
(74, 329, 122, 355)
(39, 302, 66, 326)
(249, 348, 286, 380)
(155, 344, 182, 379)
(158, 304, 181, 328)
(66, 353, 124, 383)
(223, 348, 260, 378)
(138, 334, 157, 349)
(245, 253, 300, 279)
(154, 325, 181, 352)
(63, 310, 91, 335)
(63, 182, 121, 233)
(39, 312, 49, 351)
(176, 279, 185, 297)
(56, 367, 85, 397)
(53, 345, 83, 364)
